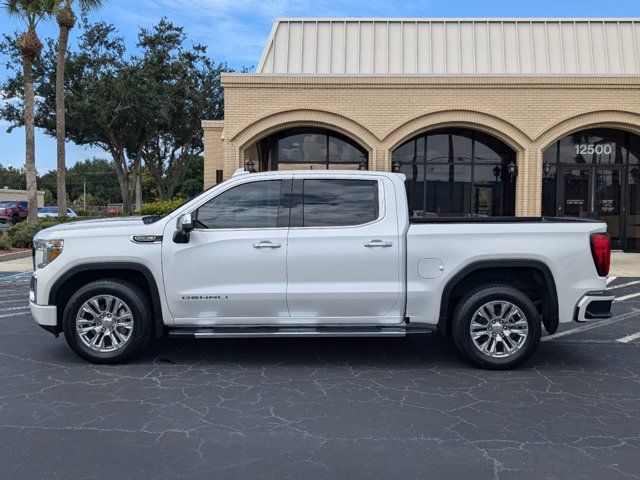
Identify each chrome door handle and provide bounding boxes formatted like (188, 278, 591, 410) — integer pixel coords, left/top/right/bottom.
(364, 240, 393, 248)
(253, 241, 282, 249)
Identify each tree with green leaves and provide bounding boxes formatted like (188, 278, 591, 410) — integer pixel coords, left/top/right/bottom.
(2, 0, 55, 223)
(1, 18, 230, 212)
(53, 0, 102, 217)
(135, 20, 228, 201)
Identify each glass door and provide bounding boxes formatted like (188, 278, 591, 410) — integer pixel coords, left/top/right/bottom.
(594, 168, 622, 249)
(626, 168, 640, 251)
(558, 168, 591, 217)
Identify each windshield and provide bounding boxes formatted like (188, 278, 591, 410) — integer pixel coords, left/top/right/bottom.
(0, 202, 13, 207)
(40, 207, 56, 212)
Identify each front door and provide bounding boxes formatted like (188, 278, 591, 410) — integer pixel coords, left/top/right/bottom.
(162, 177, 292, 325)
(557, 166, 623, 249)
(285, 176, 402, 322)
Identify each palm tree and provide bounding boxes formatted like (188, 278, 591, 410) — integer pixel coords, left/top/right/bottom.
(3, 0, 56, 224)
(54, 0, 102, 217)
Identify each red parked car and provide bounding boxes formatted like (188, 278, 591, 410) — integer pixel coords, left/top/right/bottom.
(0, 201, 28, 224)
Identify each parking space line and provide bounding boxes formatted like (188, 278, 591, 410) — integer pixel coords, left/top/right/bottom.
(615, 292, 640, 302)
(606, 276, 617, 285)
(0, 309, 29, 318)
(542, 309, 640, 341)
(608, 279, 640, 291)
(616, 331, 640, 344)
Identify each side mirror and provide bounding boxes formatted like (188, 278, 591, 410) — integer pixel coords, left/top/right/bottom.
(177, 213, 194, 232)
(174, 213, 194, 243)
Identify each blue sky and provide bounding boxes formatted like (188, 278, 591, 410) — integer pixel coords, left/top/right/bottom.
(2, 0, 640, 173)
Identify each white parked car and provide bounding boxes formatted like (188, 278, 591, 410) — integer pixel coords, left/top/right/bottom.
(29, 170, 613, 368)
(38, 206, 78, 219)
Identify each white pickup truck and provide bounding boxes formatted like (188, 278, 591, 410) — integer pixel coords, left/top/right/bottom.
(30, 170, 614, 369)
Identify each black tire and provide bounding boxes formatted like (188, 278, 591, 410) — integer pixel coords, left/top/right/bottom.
(11, 214, 19, 224)
(62, 279, 153, 364)
(451, 284, 541, 370)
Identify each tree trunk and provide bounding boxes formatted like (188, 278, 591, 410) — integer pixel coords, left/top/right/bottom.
(135, 152, 142, 212)
(110, 148, 131, 214)
(22, 54, 38, 225)
(56, 24, 70, 216)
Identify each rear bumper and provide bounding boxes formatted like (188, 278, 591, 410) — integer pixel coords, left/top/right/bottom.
(30, 301, 58, 335)
(574, 291, 614, 322)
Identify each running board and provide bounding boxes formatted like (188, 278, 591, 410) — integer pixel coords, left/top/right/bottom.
(168, 326, 434, 339)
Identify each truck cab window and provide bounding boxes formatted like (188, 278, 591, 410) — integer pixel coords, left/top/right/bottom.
(196, 180, 282, 229)
(301, 179, 379, 227)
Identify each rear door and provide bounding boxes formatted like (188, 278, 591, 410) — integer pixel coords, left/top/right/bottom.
(285, 175, 402, 322)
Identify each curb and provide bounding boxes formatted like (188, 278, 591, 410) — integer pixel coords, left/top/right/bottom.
(0, 251, 31, 262)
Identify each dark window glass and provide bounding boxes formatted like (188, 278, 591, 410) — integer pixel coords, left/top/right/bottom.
(542, 165, 558, 216)
(627, 167, 640, 250)
(278, 133, 326, 163)
(425, 165, 471, 216)
(450, 131, 473, 162)
(19, 202, 27, 208)
(393, 128, 516, 216)
(302, 179, 378, 227)
(426, 134, 449, 162)
(329, 136, 366, 163)
(400, 163, 425, 217)
(272, 129, 368, 170)
(626, 134, 640, 165)
(555, 129, 625, 165)
(196, 181, 282, 229)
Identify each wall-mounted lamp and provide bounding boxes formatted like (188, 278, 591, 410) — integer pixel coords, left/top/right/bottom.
(245, 159, 256, 173)
(543, 162, 552, 176)
(391, 159, 401, 173)
(492, 165, 501, 180)
(507, 160, 518, 180)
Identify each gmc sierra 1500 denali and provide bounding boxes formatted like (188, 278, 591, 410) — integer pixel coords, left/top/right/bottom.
(30, 170, 614, 369)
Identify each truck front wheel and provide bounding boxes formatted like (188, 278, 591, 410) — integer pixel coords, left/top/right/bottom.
(451, 284, 541, 369)
(62, 279, 153, 364)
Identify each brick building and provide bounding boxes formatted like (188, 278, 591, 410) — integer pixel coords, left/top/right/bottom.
(203, 18, 640, 251)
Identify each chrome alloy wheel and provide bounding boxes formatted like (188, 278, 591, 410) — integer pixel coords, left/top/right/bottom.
(469, 301, 529, 359)
(75, 295, 134, 353)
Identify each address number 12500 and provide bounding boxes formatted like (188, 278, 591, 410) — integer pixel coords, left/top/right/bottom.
(575, 144, 613, 155)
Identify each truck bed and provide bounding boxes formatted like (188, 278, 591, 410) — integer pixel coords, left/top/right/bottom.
(409, 216, 600, 224)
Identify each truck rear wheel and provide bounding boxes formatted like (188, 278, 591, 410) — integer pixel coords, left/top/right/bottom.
(451, 284, 541, 369)
(62, 279, 153, 364)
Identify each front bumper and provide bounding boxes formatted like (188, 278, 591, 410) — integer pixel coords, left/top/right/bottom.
(574, 291, 614, 322)
(30, 301, 58, 335)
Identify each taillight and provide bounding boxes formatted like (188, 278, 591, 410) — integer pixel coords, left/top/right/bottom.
(590, 233, 611, 277)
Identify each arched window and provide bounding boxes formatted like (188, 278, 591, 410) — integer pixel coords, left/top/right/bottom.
(256, 128, 368, 171)
(392, 128, 516, 217)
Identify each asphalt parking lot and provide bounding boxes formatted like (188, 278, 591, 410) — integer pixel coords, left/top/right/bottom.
(0, 273, 639, 480)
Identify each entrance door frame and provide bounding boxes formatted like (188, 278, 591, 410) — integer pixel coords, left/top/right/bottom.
(556, 164, 626, 249)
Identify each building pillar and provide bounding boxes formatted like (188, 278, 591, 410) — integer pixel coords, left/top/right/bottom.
(369, 147, 386, 171)
(202, 120, 225, 188)
(515, 146, 542, 216)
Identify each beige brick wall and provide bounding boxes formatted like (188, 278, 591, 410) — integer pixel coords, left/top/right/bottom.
(203, 75, 640, 216)
(202, 120, 224, 188)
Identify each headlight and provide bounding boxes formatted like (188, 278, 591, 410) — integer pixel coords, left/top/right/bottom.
(33, 239, 63, 268)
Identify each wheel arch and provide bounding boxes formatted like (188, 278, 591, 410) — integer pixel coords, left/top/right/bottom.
(48, 262, 165, 338)
(437, 260, 559, 336)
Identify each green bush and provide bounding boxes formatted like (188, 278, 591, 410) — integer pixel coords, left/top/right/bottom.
(139, 198, 186, 216)
(0, 233, 11, 251)
(7, 218, 72, 248)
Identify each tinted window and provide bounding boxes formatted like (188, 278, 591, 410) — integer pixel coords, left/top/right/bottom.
(19, 202, 27, 208)
(301, 179, 378, 227)
(196, 180, 282, 229)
